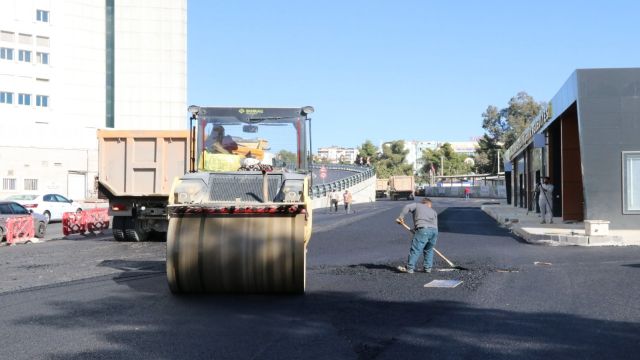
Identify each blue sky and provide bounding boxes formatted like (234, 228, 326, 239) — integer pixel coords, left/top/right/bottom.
(187, 1, 640, 151)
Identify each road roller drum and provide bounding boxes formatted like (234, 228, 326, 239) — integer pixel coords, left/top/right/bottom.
(167, 210, 307, 293)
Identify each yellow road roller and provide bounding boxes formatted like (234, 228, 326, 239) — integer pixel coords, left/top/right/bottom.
(167, 106, 315, 294)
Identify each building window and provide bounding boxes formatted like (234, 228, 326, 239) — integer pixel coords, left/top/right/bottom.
(36, 52, 49, 64)
(36, 10, 49, 22)
(36, 36, 50, 47)
(18, 93, 31, 106)
(0, 91, 13, 104)
(36, 95, 48, 107)
(3, 178, 16, 190)
(623, 151, 640, 214)
(0, 47, 13, 60)
(18, 50, 31, 62)
(0, 31, 14, 42)
(24, 179, 38, 191)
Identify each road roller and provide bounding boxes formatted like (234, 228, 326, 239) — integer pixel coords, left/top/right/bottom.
(167, 106, 315, 294)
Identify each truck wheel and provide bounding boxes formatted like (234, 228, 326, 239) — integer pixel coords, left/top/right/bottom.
(125, 218, 149, 242)
(112, 216, 126, 241)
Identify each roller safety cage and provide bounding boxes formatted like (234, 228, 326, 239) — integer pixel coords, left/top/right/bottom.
(167, 106, 314, 294)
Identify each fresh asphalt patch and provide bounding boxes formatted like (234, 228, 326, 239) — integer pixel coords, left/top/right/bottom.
(309, 262, 523, 292)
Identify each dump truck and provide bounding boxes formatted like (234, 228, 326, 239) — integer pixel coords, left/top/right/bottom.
(97, 130, 190, 241)
(376, 178, 389, 198)
(166, 106, 314, 294)
(389, 175, 415, 200)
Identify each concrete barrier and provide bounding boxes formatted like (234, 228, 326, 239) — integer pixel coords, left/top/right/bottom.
(311, 176, 376, 209)
(424, 185, 506, 199)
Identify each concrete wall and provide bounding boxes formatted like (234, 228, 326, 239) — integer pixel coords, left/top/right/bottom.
(577, 68, 640, 229)
(311, 176, 376, 209)
(424, 185, 506, 199)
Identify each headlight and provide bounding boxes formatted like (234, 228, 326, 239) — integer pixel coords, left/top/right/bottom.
(171, 179, 208, 205)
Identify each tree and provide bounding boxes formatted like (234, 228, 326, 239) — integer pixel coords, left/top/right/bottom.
(420, 143, 472, 179)
(473, 134, 500, 174)
(476, 91, 543, 174)
(375, 140, 413, 179)
(358, 140, 379, 166)
(277, 149, 297, 166)
(481, 91, 542, 149)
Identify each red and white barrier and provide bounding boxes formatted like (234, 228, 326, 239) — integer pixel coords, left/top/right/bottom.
(62, 211, 86, 236)
(85, 208, 110, 234)
(62, 208, 110, 236)
(6, 216, 35, 245)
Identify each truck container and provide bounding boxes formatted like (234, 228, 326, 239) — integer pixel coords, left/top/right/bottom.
(97, 130, 190, 241)
(389, 175, 415, 200)
(376, 178, 389, 198)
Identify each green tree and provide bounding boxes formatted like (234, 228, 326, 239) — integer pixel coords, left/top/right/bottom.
(420, 143, 472, 178)
(473, 134, 500, 174)
(477, 91, 543, 174)
(375, 140, 413, 178)
(481, 92, 542, 149)
(277, 149, 297, 166)
(358, 140, 379, 166)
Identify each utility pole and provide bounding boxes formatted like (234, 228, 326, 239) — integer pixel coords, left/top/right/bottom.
(440, 155, 444, 176)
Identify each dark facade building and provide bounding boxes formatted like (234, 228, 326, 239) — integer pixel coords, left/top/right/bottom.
(504, 68, 640, 229)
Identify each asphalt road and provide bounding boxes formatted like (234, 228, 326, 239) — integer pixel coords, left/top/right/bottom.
(1, 198, 640, 359)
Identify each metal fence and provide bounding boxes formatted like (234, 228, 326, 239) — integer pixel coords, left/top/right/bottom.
(310, 164, 375, 198)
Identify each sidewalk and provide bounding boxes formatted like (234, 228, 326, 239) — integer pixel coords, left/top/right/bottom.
(481, 201, 640, 246)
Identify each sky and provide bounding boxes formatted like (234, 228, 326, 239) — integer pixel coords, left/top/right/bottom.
(187, 0, 640, 151)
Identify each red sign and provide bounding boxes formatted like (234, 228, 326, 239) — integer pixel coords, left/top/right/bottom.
(320, 166, 327, 179)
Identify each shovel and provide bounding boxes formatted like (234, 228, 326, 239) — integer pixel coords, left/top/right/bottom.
(396, 220, 469, 271)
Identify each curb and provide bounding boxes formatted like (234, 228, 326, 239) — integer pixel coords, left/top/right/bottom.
(481, 205, 624, 247)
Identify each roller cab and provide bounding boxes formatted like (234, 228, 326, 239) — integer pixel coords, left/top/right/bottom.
(167, 106, 314, 294)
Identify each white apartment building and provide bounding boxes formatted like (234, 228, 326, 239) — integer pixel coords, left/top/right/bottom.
(0, 0, 187, 200)
(405, 140, 479, 173)
(317, 146, 358, 164)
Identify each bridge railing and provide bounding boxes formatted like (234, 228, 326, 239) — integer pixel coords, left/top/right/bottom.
(309, 164, 375, 198)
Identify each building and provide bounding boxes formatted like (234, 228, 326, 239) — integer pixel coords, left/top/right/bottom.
(404, 140, 478, 174)
(0, 0, 187, 200)
(317, 146, 358, 164)
(503, 68, 640, 229)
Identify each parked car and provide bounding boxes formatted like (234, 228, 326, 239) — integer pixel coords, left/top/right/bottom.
(0, 201, 47, 239)
(3, 194, 82, 223)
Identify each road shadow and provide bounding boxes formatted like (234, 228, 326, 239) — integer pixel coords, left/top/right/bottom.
(438, 207, 521, 239)
(13, 281, 640, 360)
(623, 263, 640, 268)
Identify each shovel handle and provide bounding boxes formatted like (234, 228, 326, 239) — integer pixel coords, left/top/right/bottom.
(396, 220, 456, 268)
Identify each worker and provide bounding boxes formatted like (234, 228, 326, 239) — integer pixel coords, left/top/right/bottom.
(396, 197, 438, 273)
(538, 176, 554, 224)
(205, 125, 238, 154)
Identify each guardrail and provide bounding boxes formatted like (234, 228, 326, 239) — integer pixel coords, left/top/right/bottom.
(310, 164, 375, 198)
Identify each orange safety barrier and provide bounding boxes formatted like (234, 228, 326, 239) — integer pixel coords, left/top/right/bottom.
(62, 211, 86, 236)
(6, 216, 35, 245)
(62, 208, 110, 236)
(85, 208, 110, 234)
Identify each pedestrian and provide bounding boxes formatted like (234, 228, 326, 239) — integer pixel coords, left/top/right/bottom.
(396, 197, 438, 273)
(364, 156, 370, 167)
(538, 176, 554, 224)
(355, 155, 362, 166)
(343, 189, 353, 214)
(329, 190, 340, 213)
(464, 186, 471, 200)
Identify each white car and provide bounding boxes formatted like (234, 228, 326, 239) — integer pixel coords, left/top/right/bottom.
(4, 194, 82, 223)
